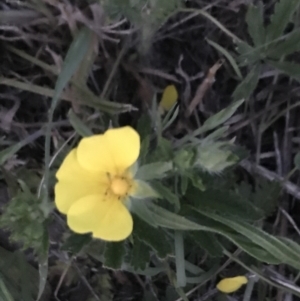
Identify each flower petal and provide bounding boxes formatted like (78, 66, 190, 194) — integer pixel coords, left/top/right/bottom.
(77, 126, 140, 173)
(92, 200, 133, 241)
(67, 194, 102, 234)
(55, 148, 107, 214)
(67, 194, 133, 241)
(217, 276, 248, 293)
(55, 180, 106, 214)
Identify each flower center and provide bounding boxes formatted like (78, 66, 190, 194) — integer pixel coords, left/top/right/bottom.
(110, 177, 129, 196)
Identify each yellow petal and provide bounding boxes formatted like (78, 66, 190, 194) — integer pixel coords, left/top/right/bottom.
(159, 85, 178, 112)
(77, 126, 140, 173)
(67, 194, 103, 234)
(67, 194, 133, 241)
(92, 199, 133, 241)
(55, 148, 107, 214)
(217, 276, 248, 293)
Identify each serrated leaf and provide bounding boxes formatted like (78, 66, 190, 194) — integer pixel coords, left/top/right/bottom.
(268, 60, 300, 80)
(200, 99, 244, 133)
(68, 109, 93, 137)
(130, 237, 151, 270)
(266, 0, 300, 42)
(188, 231, 223, 257)
(150, 137, 173, 162)
(252, 179, 280, 217)
(207, 39, 242, 79)
(186, 186, 263, 221)
(136, 162, 173, 181)
(246, 3, 266, 47)
(62, 233, 92, 254)
(103, 241, 126, 269)
(133, 215, 171, 258)
(267, 28, 300, 59)
(233, 65, 260, 101)
(187, 173, 205, 191)
(151, 182, 180, 209)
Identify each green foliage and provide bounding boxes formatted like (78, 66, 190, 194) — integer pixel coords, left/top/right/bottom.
(0, 247, 51, 301)
(238, 179, 280, 217)
(0, 181, 47, 251)
(103, 241, 126, 269)
(102, 0, 182, 51)
(265, 0, 300, 42)
(246, 3, 265, 47)
(186, 186, 264, 222)
(231, 0, 300, 99)
(133, 215, 172, 258)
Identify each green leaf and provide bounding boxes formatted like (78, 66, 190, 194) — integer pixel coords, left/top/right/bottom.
(236, 41, 261, 66)
(132, 180, 161, 199)
(133, 215, 171, 258)
(252, 179, 280, 217)
(199, 99, 244, 133)
(136, 162, 173, 181)
(150, 137, 173, 162)
(130, 238, 151, 270)
(186, 186, 263, 221)
(139, 135, 151, 165)
(130, 199, 158, 227)
(206, 39, 242, 79)
(68, 109, 93, 137)
(43, 26, 93, 216)
(246, 3, 266, 47)
(146, 202, 211, 231)
(294, 152, 300, 169)
(233, 65, 260, 101)
(104, 241, 126, 269)
(151, 181, 180, 209)
(185, 206, 280, 264)
(0, 130, 43, 166)
(180, 175, 188, 195)
(186, 264, 220, 284)
(267, 28, 300, 59)
(268, 60, 300, 80)
(187, 173, 205, 191)
(137, 114, 152, 141)
(266, 0, 300, 42)
(0, 277, 14, 301)
(201, 211, 300, 268)
(62, 233, 92, 254)
(188, 232, 223, 257)
(162, 104, 179, 131)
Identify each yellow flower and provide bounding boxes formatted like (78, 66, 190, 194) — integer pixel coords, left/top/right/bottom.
(54, 126, 141, 242)
(217, 276, 248, 293)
